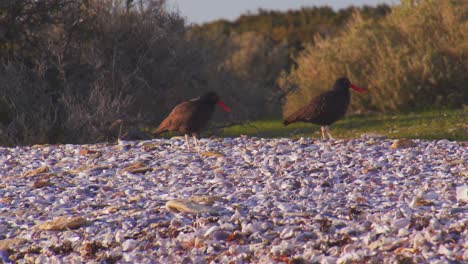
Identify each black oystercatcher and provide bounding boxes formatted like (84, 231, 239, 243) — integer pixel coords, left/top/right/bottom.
(283, 77, 365, 139)
(153, 92, 231, 149)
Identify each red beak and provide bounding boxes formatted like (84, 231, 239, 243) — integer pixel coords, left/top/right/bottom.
(350, 84, 366, 93)
(216, 100, 231, 112)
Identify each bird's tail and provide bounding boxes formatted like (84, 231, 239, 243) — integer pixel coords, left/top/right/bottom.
(283, 114, 297, 126)
(153, 117, 170, 136)
(283, 107, 306, 126)
(152, 127, 166, 136)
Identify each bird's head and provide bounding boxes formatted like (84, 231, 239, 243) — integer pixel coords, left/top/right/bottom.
(334, 77, 366, 93)
(202, 91, 231, 112)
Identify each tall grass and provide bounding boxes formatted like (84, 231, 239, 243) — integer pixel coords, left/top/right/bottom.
(282, 0, 468, 116)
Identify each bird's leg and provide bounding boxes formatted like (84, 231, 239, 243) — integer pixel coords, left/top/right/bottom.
(184, 134, 191, 150)
(192, 133, 202, 153)
(320, 126, 326, 139)
(192, 133, 199, 146)
(325, 126, 334, 139)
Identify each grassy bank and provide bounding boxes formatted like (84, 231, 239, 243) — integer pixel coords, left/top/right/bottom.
(221, 109, 468, 141)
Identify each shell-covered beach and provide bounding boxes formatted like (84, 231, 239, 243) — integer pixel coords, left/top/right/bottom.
(0, 137, 466, 263)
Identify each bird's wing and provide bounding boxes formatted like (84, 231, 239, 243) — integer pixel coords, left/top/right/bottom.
(153, 101, 198, 135)
(311, 92, 338, 119)
(283, 94, 324, 125)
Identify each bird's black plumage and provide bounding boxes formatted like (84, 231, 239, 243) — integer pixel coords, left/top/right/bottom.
(283, 77, 365, 138)
(153, 91, 230, 148)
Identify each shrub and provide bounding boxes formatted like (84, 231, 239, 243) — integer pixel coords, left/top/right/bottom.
(216, 32, 289, 119)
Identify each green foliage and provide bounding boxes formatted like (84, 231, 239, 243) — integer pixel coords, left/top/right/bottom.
(282, 0, 468, 115)
(213, 32, 289, 119)
(192, 5, 390, 49)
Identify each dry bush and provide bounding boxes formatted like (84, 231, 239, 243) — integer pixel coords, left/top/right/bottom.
(0, 63, 57, 145)
(1, 0, 223, 145)
(55, 0, 189, 143)
(281, 0, 468, 115)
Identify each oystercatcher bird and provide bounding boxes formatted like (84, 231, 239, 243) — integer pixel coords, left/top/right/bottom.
(153, 92, 231, 149)
(283, 77, 365, 139)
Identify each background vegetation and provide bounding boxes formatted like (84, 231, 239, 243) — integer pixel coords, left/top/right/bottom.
(0, 0, 466, 145)
(282, 0, 468, 116)
(0, 0, 221, 145)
